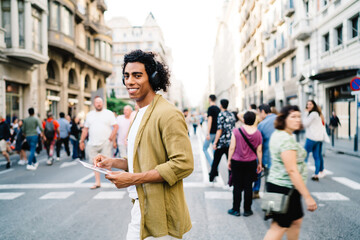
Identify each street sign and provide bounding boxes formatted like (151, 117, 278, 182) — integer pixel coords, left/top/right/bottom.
(350, 77, 360, 91)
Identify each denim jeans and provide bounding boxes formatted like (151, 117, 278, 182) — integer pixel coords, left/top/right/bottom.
(203, 133, 216, 165)
(26, 135, 38, 165)
(70, 138, 79, 159)
(304, 138, 323, 175)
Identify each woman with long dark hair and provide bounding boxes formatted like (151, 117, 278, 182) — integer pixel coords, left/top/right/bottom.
(264, 105, 317, 240)
(303, 100, 325, 181)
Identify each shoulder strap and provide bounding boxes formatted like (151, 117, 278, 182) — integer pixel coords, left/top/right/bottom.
(238, 128, 257, 154)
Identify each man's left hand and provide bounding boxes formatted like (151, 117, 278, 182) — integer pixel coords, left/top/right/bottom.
(106, 171, 134, 189)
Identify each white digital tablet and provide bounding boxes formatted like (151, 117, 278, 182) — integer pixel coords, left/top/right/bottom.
(78, 160, 110, 174)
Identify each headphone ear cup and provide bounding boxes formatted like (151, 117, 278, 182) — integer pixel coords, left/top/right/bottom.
(150, 71, 160, 90)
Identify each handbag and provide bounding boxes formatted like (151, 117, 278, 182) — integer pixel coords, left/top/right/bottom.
(261, 188, 294, 216)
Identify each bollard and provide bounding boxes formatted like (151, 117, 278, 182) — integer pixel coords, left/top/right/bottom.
(355, 134, 358, 152)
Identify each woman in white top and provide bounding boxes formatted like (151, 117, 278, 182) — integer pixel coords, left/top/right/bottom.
(303, 100, 324, 181)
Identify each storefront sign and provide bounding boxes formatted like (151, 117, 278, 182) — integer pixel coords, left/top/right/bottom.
(350, 77, 360, 91)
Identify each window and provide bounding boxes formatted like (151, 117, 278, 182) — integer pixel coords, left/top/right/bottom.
(50, 2, 60, 31)
(335, 25, 343, 45)
(322, 0, 328, 7)
(18, 0, 25, 48)
(47, 61, 55, 79)
(305, 44, 310, 60)
(1, 0, 11, 47)
(32, 7, 42, 52)
(84, 75, 90, 89)
(305, 1, 309, 16)
(323, 32, 330, 52)
(249, 70, 252, 85)
(291, 56, 296, 77)
(273, 39, 277, 50)
(86, 36, 91, 52)
(268, 71, 272, 85)
(94, 40, 100, 58)
(97, 79, 102, 89)
(282, 62, 285, 81)
(100, 41, 106, 60)
(68, 69, 76, 85)
(61, 6, 73, 36)
(350, 15, 359, 38)
(275, 66, 280, 83)
(254, 66, 257, 84)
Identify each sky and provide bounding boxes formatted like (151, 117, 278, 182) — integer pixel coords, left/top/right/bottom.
(104, 0, 224, 107)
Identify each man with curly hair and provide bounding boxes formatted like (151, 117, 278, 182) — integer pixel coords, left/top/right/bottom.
(94, 50, 194, 240)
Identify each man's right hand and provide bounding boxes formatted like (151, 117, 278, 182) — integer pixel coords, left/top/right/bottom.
(79, 141, 85, 151)
(93, 154, 113, 170)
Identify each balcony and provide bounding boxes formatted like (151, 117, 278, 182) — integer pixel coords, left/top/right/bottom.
(284, 0, 295, 17)
(0, 27, 5, 50)
(292, 18, 312, 41)
(4, 47, 48, 64)
(265, 38, 296, 67)
(48, 29, 75, 55)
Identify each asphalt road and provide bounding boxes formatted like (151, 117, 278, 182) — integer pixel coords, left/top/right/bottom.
(0, 126, 359, 240)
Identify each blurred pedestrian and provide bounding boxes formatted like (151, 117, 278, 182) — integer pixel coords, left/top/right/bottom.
(22, 108, 43, 170)
(227, 111, 262, 217)
(43, 112, 60, 165)
(303, 100, 326, 181)
(94, 50, 193, 239)
(190, 113, 199, 135)
(79, 96, 118, 189)
(264, 105, 317, 240)
(203, 94, 220, 165)
(0, 115, 11, 168)
(56, 112, 71, 161)
(15, 120, 28, 166)
(329, 111, 341, 138)
(116, 105, 132, 158)
(253, 104, 277, 199)
(209, 99, 236, 182)
(70, 117, 81, 160)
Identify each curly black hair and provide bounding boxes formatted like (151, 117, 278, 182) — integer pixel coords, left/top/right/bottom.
(123, 50, 171, 92)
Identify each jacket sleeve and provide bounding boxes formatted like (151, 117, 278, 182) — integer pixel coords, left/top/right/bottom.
(155, 111, 194, 186)
(303, 112, 316, 128)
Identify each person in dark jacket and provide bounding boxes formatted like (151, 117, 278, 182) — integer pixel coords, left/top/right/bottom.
(15, 120, 29, 165)
(0, 115, 11, 168)
(70, 117, 81, 160)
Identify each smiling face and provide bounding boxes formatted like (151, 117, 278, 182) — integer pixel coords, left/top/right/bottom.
(123, 62, 156, 108)
(306, 101, 314, 111)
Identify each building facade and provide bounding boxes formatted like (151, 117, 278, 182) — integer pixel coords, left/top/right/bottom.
(107, 13, 184, 109)
(45, 0, 112, 120)
(0, 0, 48, 123)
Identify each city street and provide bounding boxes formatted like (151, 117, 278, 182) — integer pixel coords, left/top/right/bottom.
(0, 126, 360, 240)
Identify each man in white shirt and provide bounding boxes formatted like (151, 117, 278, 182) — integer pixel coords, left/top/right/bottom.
(116, 105, 132, 157)
(79, 96, 118, 189)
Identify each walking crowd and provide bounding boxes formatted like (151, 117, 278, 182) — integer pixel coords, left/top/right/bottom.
(0, 50, 336, 240)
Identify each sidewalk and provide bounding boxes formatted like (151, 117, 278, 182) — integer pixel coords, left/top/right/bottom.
(325, 138, 360, 158)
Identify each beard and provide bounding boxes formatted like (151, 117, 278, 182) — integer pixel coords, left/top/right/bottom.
(95, 106, 103, 111)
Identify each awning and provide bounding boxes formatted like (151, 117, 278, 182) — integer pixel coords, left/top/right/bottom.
(309, 67, 359, 82)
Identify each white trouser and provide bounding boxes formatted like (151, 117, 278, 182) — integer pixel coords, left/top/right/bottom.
(126, 200, 180, 240)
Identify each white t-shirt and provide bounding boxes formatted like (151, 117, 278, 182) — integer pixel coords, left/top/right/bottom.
(116, 115, 131, 146)
(84, 109, 117, 146)
(127, 105, 149, 199)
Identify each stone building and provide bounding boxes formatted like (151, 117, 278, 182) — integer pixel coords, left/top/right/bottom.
(45, 0, 112, 120)
(0, 0, 112, 122)
(0, 0, 48, 123)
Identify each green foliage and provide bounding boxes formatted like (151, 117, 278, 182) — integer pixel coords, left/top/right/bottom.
(106, 97, 131, 115)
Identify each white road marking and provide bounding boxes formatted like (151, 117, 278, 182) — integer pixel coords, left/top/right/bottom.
(197, 130, 225, 187)
(196, 132, 212, 183)
(0, 169, 14, 175)
(93, 191, 126, 199)
(307, 165, 333, 175)
(311, 192, 349, 201)
(73, 173, 95, 184)
(60, 161, 78, 168)
(204, 191, 232, 200)
(0, 192, 24, 200)
(40, 191, 74, 199)
(0, 183, 116, 189)
(332, 177, 360, 190)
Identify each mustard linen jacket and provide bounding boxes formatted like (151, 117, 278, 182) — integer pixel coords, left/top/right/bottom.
(133, 94, 194, 239)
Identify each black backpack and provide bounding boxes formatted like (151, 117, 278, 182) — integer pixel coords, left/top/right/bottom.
(44, 120, 55, 140)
